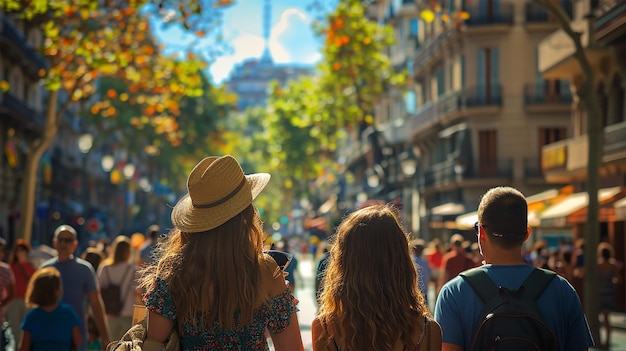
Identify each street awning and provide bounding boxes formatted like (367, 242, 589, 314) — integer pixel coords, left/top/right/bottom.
(540, 187, 622, 226)
(455, 188, 559, 230)
(431, 202, 465, 216)
(615, 197, 626, 220)
(455, 210, 540, 229)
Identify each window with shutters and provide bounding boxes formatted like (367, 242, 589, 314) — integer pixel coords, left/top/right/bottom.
(478, 130, 497, 177)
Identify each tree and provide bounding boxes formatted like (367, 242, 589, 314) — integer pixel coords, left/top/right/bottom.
(313, 0, 404, 137)
(89, 73, 236, 195)
(532, 0, 603, 340)
(0, 0, 227, 242)
(221, 0, 404, 219)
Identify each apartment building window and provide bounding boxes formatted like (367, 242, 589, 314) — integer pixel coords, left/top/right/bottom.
(405, 90, 417, 114)
(410, 19, 418, 37)
(436, 68, 445, 97)
(460, 55, 465, 88)
(478, 130, 497, 176)
(477, 47, 499, 104)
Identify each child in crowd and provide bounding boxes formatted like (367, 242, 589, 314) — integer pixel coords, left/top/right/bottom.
(19, 267, 82, 351)
(87, 316, 102, 351)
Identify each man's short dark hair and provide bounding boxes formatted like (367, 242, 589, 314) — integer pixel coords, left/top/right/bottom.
(477, 186, 528, 249)
(146, 224, 160, 240)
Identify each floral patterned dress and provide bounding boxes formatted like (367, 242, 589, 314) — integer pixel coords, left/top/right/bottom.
(144, 277, 297, 350)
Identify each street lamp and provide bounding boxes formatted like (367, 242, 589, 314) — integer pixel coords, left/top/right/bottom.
(123, 163, 136, 180)
(366, 168, 380, 188)
(400, 152, 418, 177)
(101, 155, 114, 172)
(78, 133, 93, 154)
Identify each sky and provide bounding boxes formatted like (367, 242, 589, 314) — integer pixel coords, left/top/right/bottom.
(152, 0, 325, 84)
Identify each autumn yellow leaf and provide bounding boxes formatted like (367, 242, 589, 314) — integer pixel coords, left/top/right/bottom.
(0, 81, 9, 92)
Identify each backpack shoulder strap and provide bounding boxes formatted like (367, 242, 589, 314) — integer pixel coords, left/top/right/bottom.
(521, 268, 556, 301)
(460, 267, 498, 303)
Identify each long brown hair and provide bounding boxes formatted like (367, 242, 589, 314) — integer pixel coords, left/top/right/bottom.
(316, 204, 429, 350)
(139, 204, 266, 330)
(103, 235, 131, 266)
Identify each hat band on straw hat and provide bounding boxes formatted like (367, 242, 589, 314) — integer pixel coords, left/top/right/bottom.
(192, 178, 247, 209)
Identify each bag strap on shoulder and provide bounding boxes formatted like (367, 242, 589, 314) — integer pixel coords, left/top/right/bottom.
(521, 268, 556, 301)
(460, 267, 498, 303)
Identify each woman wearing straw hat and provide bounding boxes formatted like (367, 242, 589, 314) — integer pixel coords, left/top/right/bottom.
(139, 155, 304, 351)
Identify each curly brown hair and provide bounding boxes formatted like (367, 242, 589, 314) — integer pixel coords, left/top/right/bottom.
(139, 204, 267, 330)
(316, 204, 430, 350)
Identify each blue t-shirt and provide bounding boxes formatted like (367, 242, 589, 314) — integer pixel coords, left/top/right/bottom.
(144, 277, 297, 350)
(21, 303, 81, 351)
(41, 257, 98, 350)
(434, 264, 594, 351)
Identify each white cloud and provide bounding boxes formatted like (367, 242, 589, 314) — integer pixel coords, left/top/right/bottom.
(208, 8, 322, 84)
(209, 34, 265, 83)
(269, 9, 322, 64)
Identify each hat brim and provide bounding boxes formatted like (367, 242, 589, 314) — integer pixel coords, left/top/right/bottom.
(171, 173, 270, 233)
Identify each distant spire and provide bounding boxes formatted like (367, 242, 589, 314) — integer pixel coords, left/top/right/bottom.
(261, 0, 272, 63)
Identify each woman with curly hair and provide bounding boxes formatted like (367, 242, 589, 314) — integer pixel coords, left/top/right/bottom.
(313, 204, 441, 351)
(138, 155, 303, 351)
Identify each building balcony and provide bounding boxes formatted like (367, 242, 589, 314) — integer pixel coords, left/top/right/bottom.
(463, 2, 514, 34)
(397, 0, 418, 16)
(0, 91, 45, 134)
(420, 157, 513, 192)
(523, 82, 572, 113)
(538, 17, 608, 79)
(413, 29, 460, 75)
(524, 157, 544, 179)
(408, 86, 502, 139)
(0, 16, 47, 77)
(541, 121, 626, 182)
(525, 0, 573, 24)
(594, 0, 626, 45)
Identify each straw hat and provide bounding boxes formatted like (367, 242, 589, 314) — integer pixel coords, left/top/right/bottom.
(171, 155, 270, 233)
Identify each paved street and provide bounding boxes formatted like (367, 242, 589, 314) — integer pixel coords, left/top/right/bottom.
(293, 254, 317, 351)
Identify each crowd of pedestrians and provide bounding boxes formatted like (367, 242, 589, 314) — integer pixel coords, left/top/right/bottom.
(0, 154, 621, 351)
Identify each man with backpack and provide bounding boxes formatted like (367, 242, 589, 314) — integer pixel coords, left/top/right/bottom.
(434, 186, 594, 351)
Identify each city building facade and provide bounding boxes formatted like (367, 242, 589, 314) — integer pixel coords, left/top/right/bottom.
(339, 0, 576, 242)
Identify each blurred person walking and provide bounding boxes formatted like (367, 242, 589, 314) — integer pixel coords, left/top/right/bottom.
(139, 155, 304, 350)
(41, 225, 110, 350)
(411, 239, 431, 306)
(597, 242, 622, 349)
(97, 235, 139, 341)
(313, 205, 441, 351)
(438, 234, 476, 295)
(7, 239, 35, 347)
(138, 225, 160, 266)
(0, 238, 14, 350)
(19, 266, 82, 351)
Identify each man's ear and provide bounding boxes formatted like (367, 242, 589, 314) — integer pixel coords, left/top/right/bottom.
(523, 227, 531, 242)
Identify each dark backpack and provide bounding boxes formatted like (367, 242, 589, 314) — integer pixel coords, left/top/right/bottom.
(101, 265, 132, 316)
(460, 267, 558, 351)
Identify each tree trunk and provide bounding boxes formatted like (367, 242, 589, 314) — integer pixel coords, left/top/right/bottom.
(582, 75, 602, 344)
(17, 90, 60, 243)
